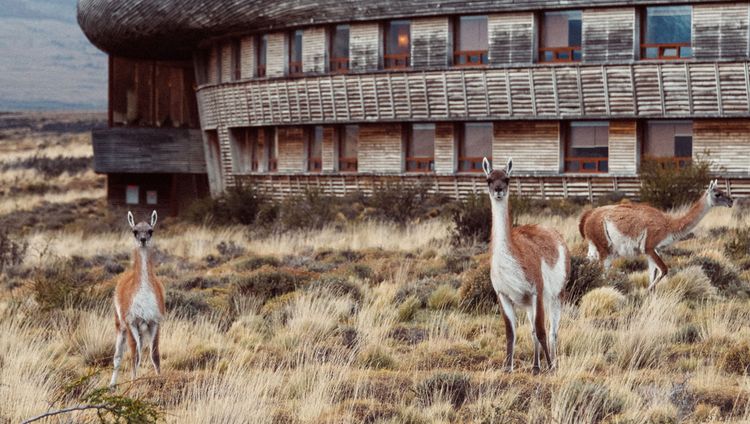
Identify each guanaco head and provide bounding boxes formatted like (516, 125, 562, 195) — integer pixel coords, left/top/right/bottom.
(482, 157, 513, 201)
(127, 210, 158, 247)
(706, 180, 733, 208)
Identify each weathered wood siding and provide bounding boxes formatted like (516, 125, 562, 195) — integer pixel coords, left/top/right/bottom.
(434, 122, 455, 174)
(303, 27, 327, 74)
(240, 36, 256, 79)
(208, 46, 219, 84)
(582, 8, 635, 62)
(92, 128, 207, 173)
(350, 23, 380, 72)
(358, 124, 403, 172)
(220, 42, 232, 82)
(107, 173, 209, 216)
(322, 126, 336, 172)
(493, 121, 559, 173)
(694, 119, 750, 174)
(411, 17, 450, 69)
(277, 126, 306, 171)
(693, 3, 750, 60)
(197, 61, 750, 129)
(266, 32, 287, 77)
(608, 120, 638, 175)
(488, 13, 534, 65)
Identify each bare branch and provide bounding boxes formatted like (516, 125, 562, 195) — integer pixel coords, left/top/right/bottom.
(21, 404, 109, 424)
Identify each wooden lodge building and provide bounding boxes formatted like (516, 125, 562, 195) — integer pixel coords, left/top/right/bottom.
(78, 0, 750, 212)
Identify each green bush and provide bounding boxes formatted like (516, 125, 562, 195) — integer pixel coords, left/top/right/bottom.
(32, 260, 99, 311)
(277, 188, 337, 230)
(450, 193, 491, 244)
(415, 372, 471, 408)
(307, 275, 363, 305)
(165, 290, 212, 319)
(639, 158, 712, 209)
(233, 266, 309, 302)
(184, 185, 269, 226)
(367, 181, 434, 225)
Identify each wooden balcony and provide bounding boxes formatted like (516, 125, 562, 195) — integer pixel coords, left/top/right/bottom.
(330, 58, 350, 74)
(289, 61, 303, 76)
(564, 157, 608, 173)
(308, 158, 322, 172)
(539, 46, 582, 63)
(197, 60, 750, 127)
(641, 43, 691, 60)
(339, 157, 358, 172)
(405, 157, 434, 172)
(384, 53, 409, 69)
(453, 50, 487, 67)
(457, 156, 485, 173)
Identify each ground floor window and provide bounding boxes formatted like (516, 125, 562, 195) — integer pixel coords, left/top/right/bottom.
(231, 128, 259, 173)
(338, 125, 358, 172)
(643, 120, 692, 168)
(146, 190, 158, 205)
(458, 122, 492, 172)
(126, 185, 139, 204)
(307, 126, 323, 172)
(406, 123, 435, 172)
(263, 128, 277, 172)
(565, 121, 609, 173)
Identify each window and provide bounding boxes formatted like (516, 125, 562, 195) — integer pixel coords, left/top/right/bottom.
(146, 190, 158, 205)
(195, 49, 210, 85)
(265, 128, 277, 172)
(215, 44, 223, 84)
(454, 16, 488, 66)
(330, 24, 350, 73)
(406, 124, 435, 172)
(126, 185, 139, 205)
(458, 122, 492, 172)
(540, 10, 582, 62)
(642, 6, 692, 59)
(289, 30, 303, 76)
(338, 125, 358, 172)
(231, 128, 258, 173)
(565, 122, 609, 173)
(384, 20, 410, 69)
(308, 126, 323, 172)
(231, 39, 241, 81)
(257, 35, 268, 77)
(643, 121, 692, 168)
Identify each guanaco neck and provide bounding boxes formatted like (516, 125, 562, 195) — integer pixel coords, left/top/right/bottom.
(669, 192, 710, 238)
(490, 196, 514, 260)
(134, 247, 151, 284)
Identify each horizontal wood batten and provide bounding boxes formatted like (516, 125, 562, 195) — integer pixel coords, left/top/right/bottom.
(197, 61, 750, 128)
(234, 174, 750, 201)
(92, 128, 207, 173)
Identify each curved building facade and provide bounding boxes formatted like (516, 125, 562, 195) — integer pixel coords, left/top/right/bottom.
(79, 0, 750, 205)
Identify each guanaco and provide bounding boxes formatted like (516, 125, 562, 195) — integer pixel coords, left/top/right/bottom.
(579, 180, 733, 290)
(483, 157, 570, 373)
(110, 210, 165, 388)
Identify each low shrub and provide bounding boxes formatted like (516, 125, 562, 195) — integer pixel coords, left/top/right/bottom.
(277, 188, 337, 230)
(427, 284, 459, 310)
(367, 181, 433, 225)
(673, 324, 702, 344)
(32, 260, 98, 311)
(415, 372, 471, 409)
(450, 193, 491, 245)
(393, 278, 439, 307)
(233, 265, 309, 302)
(565, 256, 605, 305)
(396, 296, 421, 322)
(358, 346, 396, 370)
(236, 255, 281, 271)
(612, 257, 647, 273)
(553, 379, 625, 424)
(724, 228, 750, 262)
(457, 256, 495, 314)
(307, 275, 363, 305)
(717, 341, 750, 375)
(579, 287, 626, 319)
(165, 290, 212, 319)
(1, 155, 91, 177)
(689, 256, 749, 298)
(639, 158, 712, 209)
(659, 266, 716, 301)
(0, 230, 27, 274)
(170, 345, 220, 370)
(184, 185, 269, 226)
(388, 324, 428, 345)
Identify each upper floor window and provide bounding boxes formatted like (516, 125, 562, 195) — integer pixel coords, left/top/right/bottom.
(454, 16, 488, 66)
(330, 24, 350, 73)
(265, 127, 277, 172)
(642, 6, 692, 59)
(405, 124, 435, 172)
(230, 39, 241, 81)
(458, 122, 492, 172)
(540, 10, 582, 62)
(565, 121, 608, 173)
(289, 30, 303, 76)
(338, 125, 359, 172)
(231, 128, 258, 173)
(215, 44, 223, 83)
(307, 126, 323, 172)
(643, 121, 692, 168)
(257, 35, 268, 77)
(384, 20, 410, 69)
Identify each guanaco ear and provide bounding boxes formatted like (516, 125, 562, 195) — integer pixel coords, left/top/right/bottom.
(482, 157, 492, 177)
(150, 210, 158, 227)
(506, 157, 513, 176)
(127, 211, 135, 229)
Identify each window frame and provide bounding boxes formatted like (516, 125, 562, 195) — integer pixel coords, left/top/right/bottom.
(640, 5, 693, 60)
(289, 29, 304, 76)
(538, 10, 583, 63)
(329, 24, 351, 74)
(563, 121, 609, 174)
(257, 35, 268, 77)
(404, 123, 436, 173)
(453, 15, 489, 67)
(383, 20, 411, 70)
(337, 125, 359, 172)
(457, 122, 493, 173)
(641, 120, 693, 169)
(307, 126, 323, 173)
(265, 127, 277, 173)
(230, 39, 241, 81)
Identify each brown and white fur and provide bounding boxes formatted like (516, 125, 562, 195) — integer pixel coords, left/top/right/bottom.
(484, 157, 570, 373)
(580, 180, 733, 290)
(110, 210, 166, 388)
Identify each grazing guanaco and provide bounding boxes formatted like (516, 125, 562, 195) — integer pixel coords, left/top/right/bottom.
(483, 157, 570, 373)
(110, 210, 165, 388)
(579, 180, 733, 290)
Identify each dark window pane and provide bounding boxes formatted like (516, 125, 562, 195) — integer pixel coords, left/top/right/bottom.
(290, 30, 303, 63)
(541, 10, 582, 48)
(339, 125, 358, 171)
(385, 20, 410, 68)
(332, 25, 350, 59)
(566, 122, 608, 174)
(644, 6, 691, 44)
(644, 121, 693, 158)
(457, 16, 488, 52)
(258, 35, 267, 66)
(675, 136, 692, 157)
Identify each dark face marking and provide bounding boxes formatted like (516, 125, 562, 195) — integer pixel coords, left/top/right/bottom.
(486, 169, 511, 200)
(132, 222, 154, 247)
(711, 187, 733, 208)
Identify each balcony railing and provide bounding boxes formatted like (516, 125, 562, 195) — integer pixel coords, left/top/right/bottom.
(405, 157, 434, 172)
(308, 158, 322, 172)
(339, 157, 358, 172)
(643, 156, 692, 169)
(564, 157, 608, 173)
(453, 50, 488, 67)
(384, 53, 409, 69)
(641, 43, 691, 60)
(289, 61, 303, 76)
(539, 46, 582, 63)
(330, 57, 350, 73)
(457, 156, 485, 173)
(257, 64, 266, 78)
